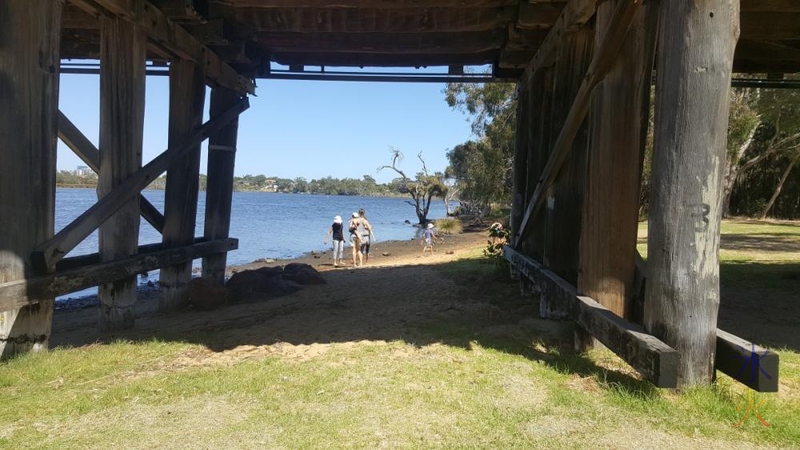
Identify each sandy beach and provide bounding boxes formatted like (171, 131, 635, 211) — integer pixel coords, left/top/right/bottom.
(49, 224, 493, 348)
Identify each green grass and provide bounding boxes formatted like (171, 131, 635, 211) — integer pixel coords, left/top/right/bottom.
(2, 220, 799, 448)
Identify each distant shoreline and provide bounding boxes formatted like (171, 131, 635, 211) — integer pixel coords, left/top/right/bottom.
(55, 184, 406, 197)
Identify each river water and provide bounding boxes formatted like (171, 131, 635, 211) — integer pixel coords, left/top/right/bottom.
(55, 188, 450, 301)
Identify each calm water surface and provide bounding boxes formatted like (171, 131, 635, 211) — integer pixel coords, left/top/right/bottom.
(56, 188, 449, 300)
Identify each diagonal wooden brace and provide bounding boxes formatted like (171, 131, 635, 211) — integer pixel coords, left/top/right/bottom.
(32, 97, 250, 273)
(58, 110, 166, 233)
(514, 0, 642, 248)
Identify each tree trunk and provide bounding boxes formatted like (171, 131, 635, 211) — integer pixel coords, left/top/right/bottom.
(760, 157, 797, 219)
(722, 126, 758, 218)
(644, 0, 739, 388)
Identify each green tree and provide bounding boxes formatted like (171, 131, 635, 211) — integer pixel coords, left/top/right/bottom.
(444, 80, 516, 214)
(378, 149, 445, 224)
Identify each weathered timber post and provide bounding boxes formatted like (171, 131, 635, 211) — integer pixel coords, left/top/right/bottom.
(202, 88, 241, 285)
(578, 1, 657, 319)
(543, 26, 594, 287)
(98, 16, 146, 330)
(0, 0, 62, 358)
(645, 0, 740, 387)
(159, 60, 206, 311)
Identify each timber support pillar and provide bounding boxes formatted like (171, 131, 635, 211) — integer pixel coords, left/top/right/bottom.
(202, 88, 242, 286)
(644, 0, 740, 387)
(0, 0, 63, 358)
(159, 60, 206, 311)
(97, 15, 146, 331)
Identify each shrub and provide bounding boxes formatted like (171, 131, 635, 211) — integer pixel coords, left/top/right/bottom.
(434, 218, 463, 235)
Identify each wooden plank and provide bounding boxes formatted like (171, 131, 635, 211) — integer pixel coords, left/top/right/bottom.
(269, 51, 497, 68)
(57, 111, 165, 233)
(513, 0, 641, 248)
(69, 0, 254, 94)
(215, 0, 517, 7)
(0, 239, 238, 313)
(159, 59, 206, 311)
(542, 24, 593, 287)
(0, 0, 62, 358)
(644, 0, 740, 387)
(742, 0, 800, 12)
(503, 246, 679, 387)
(521, 0, 596, 81)
(31, 98, 250, 273)
(577, 0, 657, 319)
(511, 82, 531, 244)
(254, 31, 503, 54)
(741, 13, 800, 40)
(517, 2, 562, 30)
(202, 88, 241, 285)
(716, 330, 779, 392)
(97, 15, 147, 331)
(215, 6, 517, 33)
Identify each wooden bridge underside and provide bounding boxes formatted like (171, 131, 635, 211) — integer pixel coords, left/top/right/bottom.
(60, 0, 800, 75)
(1, 0, 797, 390)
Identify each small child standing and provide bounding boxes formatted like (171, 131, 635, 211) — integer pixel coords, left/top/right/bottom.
(421, 223, 436, 257)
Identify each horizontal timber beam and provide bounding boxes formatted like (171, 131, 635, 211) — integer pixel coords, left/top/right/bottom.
(269, 51, 497, 68)
(514, 0, 641, 246)
(57, 110, 165, 233)
(716, 330, 779, 392)
(211, 0, 518, 7)
(31, 98, 250, 272)
(504, 246, 679, 388)
(741, 0, 800, 13)
(254, 31, 503, 54)
(69, 0, 254, 94)
(213, 6, 516, 33)
(0, 238, 238, 313)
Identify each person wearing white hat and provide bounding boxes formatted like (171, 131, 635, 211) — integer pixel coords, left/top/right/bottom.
(324, 215, 346, 267)
(421, 222, 436, 257)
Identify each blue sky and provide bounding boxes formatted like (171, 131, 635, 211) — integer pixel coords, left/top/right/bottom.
(57, 68, 481, 184)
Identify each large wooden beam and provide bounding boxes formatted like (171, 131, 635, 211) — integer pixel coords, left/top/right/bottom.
(269, 51, 497, 68)
(716, 330, 779, 392)
(577, 1, 657, 320)
(213, 0, 517, 7)
(255, 31, 503, 54)
(215, 6, 516, 33)
(740, 13, 800, 40)
(644, 0, 740, 387)
(202, 88, 242, 286)
(69, 0, 254, 94)
(0, 0, 62, 359)
(57, 111, 166, 233)
(97, 15, 147, 331)
(504, 246, 679, 388)
(514, 0, 641, 248)
(31, 98, 250, 273)
(1, 239, 238, 313)
(159, 60, 206, 311)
